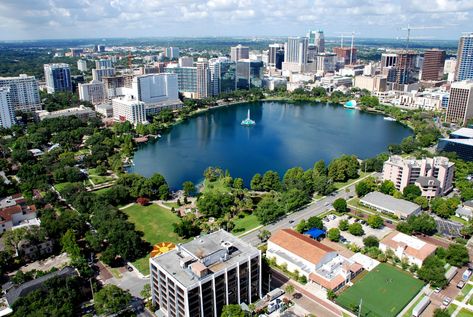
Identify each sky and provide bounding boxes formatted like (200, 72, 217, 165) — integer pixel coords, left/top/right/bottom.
(0, 0, 472, 41)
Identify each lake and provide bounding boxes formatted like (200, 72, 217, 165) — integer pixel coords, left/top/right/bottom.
(128, 101, 412, 189)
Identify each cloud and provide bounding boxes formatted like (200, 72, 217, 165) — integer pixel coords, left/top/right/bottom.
(0, 0, 471, 40)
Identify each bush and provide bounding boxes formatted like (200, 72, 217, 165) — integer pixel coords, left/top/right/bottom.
(327, 228, 341, 242)
(333, 198, 347, 213)
(348, 223, 364, 236)
(363, 235, 379, 248)
(338, 219, 349, 231)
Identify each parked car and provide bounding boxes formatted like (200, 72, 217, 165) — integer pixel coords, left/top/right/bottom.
(457, 280, 466, 289)
(442, 297, 451, 306)
(289, 219, 294, 224)
(434, 287, 441, 293)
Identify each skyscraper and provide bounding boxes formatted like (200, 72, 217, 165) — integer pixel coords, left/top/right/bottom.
(333, 47, 357, 65)
(455, 33, 473, 81)
(268, 44, 284, 69)
(421, 49, 446, 81)
(209, 58, 237, 96)
(95, 59, 113, 69)
(196, 60, 211, 99)
(0, 87, 15, 128)
(44, 63, 72, 93)
(164, 65, 198, 97)
(394, 52, 417, 85)
(307, 30, 325, 53)
(77, 60, 87, 72)
(92, 68, 116, 82)
(78, 80, 106, 105)
(236, 60, 263, 89)
(446, 80, 473, 125)
(381, 53, 397, 69)
(165, 47, 180, 60)
(282, 37, 308, 73)
(230, 44, 250, 62)
(0, 74, 41, 112)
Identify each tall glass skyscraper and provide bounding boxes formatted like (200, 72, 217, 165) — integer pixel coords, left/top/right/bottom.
(455, 33, 473, 81)
(44, 63, 72, 93)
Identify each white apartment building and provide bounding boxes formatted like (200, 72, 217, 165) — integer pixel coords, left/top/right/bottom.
(78, 80, 106, 105)
(282, 37, 308, 73)
(179, 56, 194, 67)
(380, 232, 436, 267)
(394, 89, 449, 111)
(383, 155, 455, 197)
(0, 87, 15, 128)
(77, 60, 88, 72)
(36, 105, 96, 121)
(112, 95, 146, 125)
(0, 74, 41, 112)
(92, 68, 116, 82)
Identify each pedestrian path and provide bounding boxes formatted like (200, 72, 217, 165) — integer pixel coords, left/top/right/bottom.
(452, 282, 473, 317)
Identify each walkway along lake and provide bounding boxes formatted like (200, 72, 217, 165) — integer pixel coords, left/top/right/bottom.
(128, 101, 413, 189)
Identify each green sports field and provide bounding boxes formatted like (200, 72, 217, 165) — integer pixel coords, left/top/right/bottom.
(336, 263, 424, 317)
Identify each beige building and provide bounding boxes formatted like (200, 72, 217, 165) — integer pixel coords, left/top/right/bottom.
(379, 231, 436, 267)
(353, 75, 387, 92)
(446, 80, 473, 125)
(382, 156, 455, 197)
(36, 105, 96, 121)
(78, 80, 106, 105)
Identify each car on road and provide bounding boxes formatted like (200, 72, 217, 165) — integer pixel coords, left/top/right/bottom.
(324, 202, 330, 207)
(288, 220, 294, 224)
(127, 266, 133, 272)
(442, 297, 451, 306)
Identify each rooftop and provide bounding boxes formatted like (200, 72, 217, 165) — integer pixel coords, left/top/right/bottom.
(360, 191, 420, 217)
(415, 176, 440, 187)
(380, 231, 437, 262)
(451, 127, 473, 139)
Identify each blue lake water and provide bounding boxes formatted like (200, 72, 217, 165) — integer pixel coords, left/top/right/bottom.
(128, 101, 412, 189)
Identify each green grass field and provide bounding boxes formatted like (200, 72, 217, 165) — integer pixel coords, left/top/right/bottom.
(458, 309, 473, 317)
(333, 171, 370, 190)
(232, 213, 260, 234)
(123, 203, 186, 275)
(336, 263, 424, 317)
(87, 168, 115, 185)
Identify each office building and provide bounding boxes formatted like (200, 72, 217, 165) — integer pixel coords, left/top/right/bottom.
(112, 95, 146, 124)
(333, 47, 357, 65)
(446, 80, 473, 125)
(77, 60, 87, 72)
(179, 56, 194, 67)
(196, 60, 211, 99)
(353, 75, 387, 93)
(381, 53, 397, 69)
(307, 30, 325, 53)
(0, 74, 41, 112)
(165, 64, 198, 97)
(438, 127, 473, 161)
(268, 44, 284, 69)
(444, 58, 457, 74)
(102, 75, 126, 99)
(380, 232, 436, 267)
(69, 48, 83, 57)
(282, 37, 308, 73)
(236, 60, 263, 90)
(36, 105, 96, 121)
(95, 44, 106, 53)
(0, 87, 15, 128)
(455, 33, 473, 81)
(150, 229, 261, 317)
(316, 53, 337, 73)
(382, 155, 455, 197)
(44, 63, 72, 93)
(394, 52, 417, 84)
(360, 192, 421, 219)
(230, 44, 250, 62)
(95, 59, 113, 69)
(92, 68, 116, 83)
(78, 80, 106, 105)
(209, 58, 236, 95)
(95, 103, 113, 118)
(421, 49, 446, 81)
(165, 47, 180, 60)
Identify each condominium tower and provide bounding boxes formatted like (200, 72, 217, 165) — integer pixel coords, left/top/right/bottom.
(230, 45, 250, 62)
(0, 87, 15, 128)
(455, 33, 473, 81)
(0, 74, 41, 112)
(44, 63, 73, 93)
(446, 80, 473, 125)
(150, 230, 262, 317)
(282, 37, 308, 73)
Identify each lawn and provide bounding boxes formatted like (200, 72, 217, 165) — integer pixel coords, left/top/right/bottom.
(447, 304, 458, 315)
(450, 215, 469, 225)
(458, 309, 473, 317)
(336, 263, 425, 317)
(163, 202, 179, 209)
(333, 172, 370, 190)
(202, 178, 231, 194)
(457, 284, 473, 302)
(123, 203, 187, 275)
(87, 168, 114, 185)
(232, 213, 261, 235)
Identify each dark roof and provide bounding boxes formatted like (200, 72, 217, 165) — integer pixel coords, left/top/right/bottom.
(415, 176, 440, 187)
(5, 267, 78, 305)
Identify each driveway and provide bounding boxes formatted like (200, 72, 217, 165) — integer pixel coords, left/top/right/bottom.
(105, 268, 149, 298)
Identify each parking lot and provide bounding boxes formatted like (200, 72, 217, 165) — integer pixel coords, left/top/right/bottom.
(435, 217, 463, 238)
(323, 214, 393, 247)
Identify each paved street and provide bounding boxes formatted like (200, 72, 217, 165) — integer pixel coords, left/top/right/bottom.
(241, 172, 377, 246)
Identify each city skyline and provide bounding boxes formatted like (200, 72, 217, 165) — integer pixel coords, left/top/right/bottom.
(0, 0, 472, 41)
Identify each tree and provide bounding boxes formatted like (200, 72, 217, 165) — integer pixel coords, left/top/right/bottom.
(445, 243, 469, 267)
(94, 285, 132, 316)
(197, 191, 234, 218)
(417, 255, 447, 287)
(261, 170, 282, 192)
(285, 284, 295, 299)
(233, 178, 244, 190)
(283, 167, 309, 192)
(363, 235, 379, 248)
(367, 214, 384, 229)
(254, 193, 284, 225)
(328, 155, 359, 182)
(258, 230, 271, 242)
(338, 219, 349, 231)
(433, 309, 450, 317)
(403, 184, 421, 201)
(333, 198, 348, 213)
(348, 223, 364, 236)
(355, 178, 377, 197)
(182, 181, 196, 197)
(379, 180, 395, 195)
(328, 228, 341, 242)
(313, 160, 326, 176)
(60, 229, 81, 261)
(306, 216, 323, 230)
(327, 289, 337, 301)
(250, 173, 262, 191)
(313, 174, 335, 195)
(295, 219, 308, 233)
(136, 197, 150, 205)
(414, 196, 429, 210)
(431, 197, 460, 218)
(281, 189, 310, 212)
(400, 136, 419, 153)
(173, 220, 201, 239)
(140, 284, 151, 299)
(221, 304, 246, 317)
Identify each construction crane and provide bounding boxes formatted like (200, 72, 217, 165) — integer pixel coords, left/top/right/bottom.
(400, 25, 444, 50)
(336, 32, 356, 65)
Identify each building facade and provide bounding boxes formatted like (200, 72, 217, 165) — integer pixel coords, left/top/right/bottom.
(95, 59, 113, 69)
(165, 47, 180, 60)
(236, 60, 263, 90)
(0, 87, 15, 128)
(0, 74, 41, 112)
(455, 33, 473, 81)
(230, 44, 250, 62)
(44, 63, 73, 93)
(268, 44, 285, 69)
(165, 65, 198, 97)
(282, 37, 308, 73)
(421, 49, 446, 81)
(446, 80, 473, 125)
(77, 60, 88, 72)
(150, 230, 261, 317)
(307, 30, 325, 53)
(112, 96, 146, 124)
(379, 232, 436, 267)
(196, 61, 211, 99)
(78, 80, 106, 105)
(333, 47, 357, 65)
(92, 68, 116, 82)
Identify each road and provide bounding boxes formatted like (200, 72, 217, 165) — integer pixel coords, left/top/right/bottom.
(241, 172, 377, 246)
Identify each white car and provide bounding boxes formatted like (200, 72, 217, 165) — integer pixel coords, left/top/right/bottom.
(442, 297, 451, 306)
(434, 287, 441, 293)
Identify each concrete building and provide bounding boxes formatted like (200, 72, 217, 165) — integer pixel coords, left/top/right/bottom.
(444, 58, 457, 75)
(165, 47, 180, 60)
(267, 229, 363, 291)
(94, 103, 113, 118)
(382, 155, 455, 197)
(394, 52, 417, 84)
(230, 44, 250, 62)
(394, 89, 449, 111)
(381, 53, 397, 69)
(268, 44, 285, 69)
(92, 68, 116, 82)
(77, 59, 87, 72)
(179, 56, 194, 67)
(282, 37, 308, 73)
(307, 30, 325, 53)
(379, 231, 436, 267)
(236, 60, 263, 90)
(0, 194, 38, 234)
(44, 63, 72, 93)
(0, 74, 41, 112)
(421, 49, 446, 81)
(333, 47, 357, 65)
(0, 88, 15, 128)
(112, 95, 146, 124)
(455, 33, 473, 81)
(360, 191, 421, 219)
(438, 127, 473, 161)
(95, 59, 113, 69)
(263, 77, 287, 91)
(150, 229, 261, 317)
(316, 53, 337, 73)
(78, 80, 106, 105)
(164, 64, 198, 97)
(353, 75, 387, 92)
(196, 60, 211, 99)
(446, 80, 473, 125)
(36, 105, 96, 122)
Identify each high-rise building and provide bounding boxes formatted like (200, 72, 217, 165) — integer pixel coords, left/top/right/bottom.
(69, 48, 83, 57)
(95, 44, 105, 53)
(268, 44, 284, 69)
(165, 47, 180, 60)
(394, 52, 417, 84)
(446, 80, 473, 125)
(112, 95, 146, 124)
(0, 87, 15, 128)
(316, 53, 337, 73)
(44, 63, 72, 93)
(333, 47, 357, 65)
(132, 73, 179, 104)
(230, 44, 250, 62)
(455, 33, 473, 81)
(179, 56, 194, 67)
(78, 80, 106, 105)
(307, 30, 325, 53)
(102, 75, 125, 99)
(381, 53, 397, 69)
(77, 60, 88, 72)
(164, 65, 198, 97)
(196, 60, 211, 99)
(95, 59, 113, 69)
(421, 49, 446, 81)
(0, 74, 41, 112)
(150, 229, 262, 317)
(92, 68, 116, 82)
(236, 60, 263, 90)
(209, 58, 237, 96)
(284, 37, 308, 65)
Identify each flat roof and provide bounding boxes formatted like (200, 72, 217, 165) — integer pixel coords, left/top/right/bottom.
(360, 191, 420, 217)
(151, 230, 259, 289)
(440, 137, 473, 146)
(451, 127, 473, 139)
